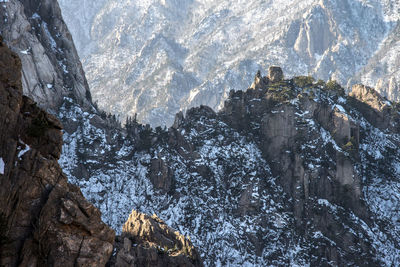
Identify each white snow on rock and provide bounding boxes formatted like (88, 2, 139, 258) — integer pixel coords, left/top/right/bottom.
(57, 90, 400, 266)
(58, 0, 400, 126)
(18, 140, 30, 159)
(20, 49, 30, 55)
(0, 157, 5, 175)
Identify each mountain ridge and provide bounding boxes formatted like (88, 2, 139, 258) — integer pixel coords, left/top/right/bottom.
(59, 0, 400, 126)
(0, 1, 205, 266)
(0, 34, 204, 267)
(59, 66, 400, 266)
(1, 0, 400, 265)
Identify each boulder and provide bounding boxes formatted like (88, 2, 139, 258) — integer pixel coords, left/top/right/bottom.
(268, 66, 284, 82)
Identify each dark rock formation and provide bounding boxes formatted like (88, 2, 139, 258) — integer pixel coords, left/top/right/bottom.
(112, 210, 203, 267)
(268, 66, 284, 82)
(0, 38, 114, 266)
(250, 70, 269, 90)
(149, 157, 173, 193)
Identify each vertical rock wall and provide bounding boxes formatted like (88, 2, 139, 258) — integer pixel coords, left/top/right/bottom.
(0, 37, 114, 267)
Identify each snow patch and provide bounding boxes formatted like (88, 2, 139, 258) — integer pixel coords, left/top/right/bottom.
(20, 49, 30, 55)
(42, 21, 57, 51)
(338, 97, 346, 104)
(18, 140, 30, 159)
(333, 104, 346, 113)
(31, 13, 40, 19)
(0, 157, 5, 174)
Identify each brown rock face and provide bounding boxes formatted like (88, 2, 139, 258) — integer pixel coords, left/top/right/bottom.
(0, 38, 114, 266)
(113, 210, 203, 267)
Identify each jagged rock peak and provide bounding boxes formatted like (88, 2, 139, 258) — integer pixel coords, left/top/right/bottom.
(113, 209, 203, 267)
(250, 65, 286, 91)
(250, 69, 269, 90)
(57, 0, 400, 126)
(172, 111, 185, 129)
(0, 38, 114, 266)
(350, 84, 392, 112)
(58, 62, 400, 265)
(349, 83, 397, 130)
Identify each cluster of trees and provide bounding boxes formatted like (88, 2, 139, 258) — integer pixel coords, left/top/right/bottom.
(125, 113, 168, 151)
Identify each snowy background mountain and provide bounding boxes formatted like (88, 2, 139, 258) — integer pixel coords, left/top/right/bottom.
(58, 0, 400, 126)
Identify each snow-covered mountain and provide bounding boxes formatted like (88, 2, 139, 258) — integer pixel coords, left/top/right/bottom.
(2, 1, 400, 266)
(58, 0, 400, 126)
(58, 67, 400, 266)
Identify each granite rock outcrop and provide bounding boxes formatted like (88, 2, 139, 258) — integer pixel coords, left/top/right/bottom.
(0, 37, 114, 267)
(111, 210, 203, 267)
(0, 0, 91, 112)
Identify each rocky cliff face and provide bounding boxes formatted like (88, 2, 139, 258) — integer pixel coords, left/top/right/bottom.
(2, 1, 400, 265)
(0, 38, 202, 265)
(60, 66, 400, 266)
(0, 38, 114, 266)
(0, 0, 91, 112)
(111, 210, 203, 267)
(58, 0, 400, 126)
(0, 2, 206, 266)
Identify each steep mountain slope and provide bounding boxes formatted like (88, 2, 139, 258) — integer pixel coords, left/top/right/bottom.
(59, 67, 400, 266)
(0, 2, 205, 266)
(58, 0, 400, 126)
(0, 0, 91, 111)
(354, 21, 400, 102)
(0, 37, 114, 267)
(0, 36, 202, 267)
(2, 1, 400, 266)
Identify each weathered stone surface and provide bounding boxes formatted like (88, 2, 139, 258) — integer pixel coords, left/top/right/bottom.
(112, 210, 203, 267)
(261, 104, 297, 157)
(268, 66, 284, 82)
(219, 72, 378, 265)
(293, 5, 334, 60)
(349, 84, 392, 129)
(250, 70, 269, 90)
(0, 0, 92, 112)
(0, 38, 114, 267)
